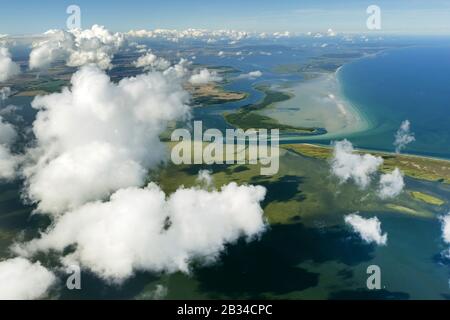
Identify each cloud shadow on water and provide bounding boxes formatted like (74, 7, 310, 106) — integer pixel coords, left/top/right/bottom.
(251, 175, 306, 207)
(193, 221, 376, 298)
(57, 271, 160, 300)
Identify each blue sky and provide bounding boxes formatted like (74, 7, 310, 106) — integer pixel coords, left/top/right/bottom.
(1, 0, 450, 35)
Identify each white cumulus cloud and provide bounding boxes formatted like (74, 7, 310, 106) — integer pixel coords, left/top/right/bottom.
(442, 214, 450, 244)
(189, 68, 222, 85)
(237, 70, 263, 79)
(345, 213, 387, 246)
(15, 178, 267, 283)
(197, 169, 214, 189)
(394, 120, 415, 153)
(133, 52, 170, 71)
(0, 115, 20, 180)
(441, 213, 450, 257)
(0, 257, 56, 300)
(126, 29, 251, 42)
(331, 140, 383, 189)
(378, 168, 404, 199)
(29, 25, 125, 70)
(0, 47, 20, 82)
(327, 28, 337, 37)
(0, 86, 11, 100)
(22, 64, 190, 215)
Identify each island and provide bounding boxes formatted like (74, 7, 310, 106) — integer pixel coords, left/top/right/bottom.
(224, 85, 323, 134)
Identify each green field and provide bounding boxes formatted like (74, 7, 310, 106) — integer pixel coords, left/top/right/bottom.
(283, 143, 450, 184)
(410, 191, 445, 206)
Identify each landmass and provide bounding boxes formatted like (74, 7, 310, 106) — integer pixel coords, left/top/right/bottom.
(159, 141, 445, 225)
(385, 204, 430, 218)
(224, 85, 323, 134)
(283, 143, 450, 184)
(409, 191, 445, 206)
(187, 83, 247, 105)
(14, 90, 49, 97)
(272, 50, 380, 76)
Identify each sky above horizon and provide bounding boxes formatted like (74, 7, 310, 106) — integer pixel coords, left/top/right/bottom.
(1, 0, 450, 35)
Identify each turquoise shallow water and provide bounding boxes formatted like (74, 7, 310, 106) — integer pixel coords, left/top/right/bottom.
(339, 46, 450, 159)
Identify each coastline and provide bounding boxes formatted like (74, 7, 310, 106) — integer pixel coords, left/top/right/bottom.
(260, 66, 374, 142)
(282, 143, 450, 184)
(263, 47, 420, 144)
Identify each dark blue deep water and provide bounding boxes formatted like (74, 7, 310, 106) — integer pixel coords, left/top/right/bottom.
(340, 46, 450, 159)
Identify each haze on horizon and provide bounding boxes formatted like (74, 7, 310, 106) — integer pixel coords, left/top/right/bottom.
(0, 0, 449, 36)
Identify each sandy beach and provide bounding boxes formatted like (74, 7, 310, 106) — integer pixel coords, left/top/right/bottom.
(258, 68, 374, 141)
